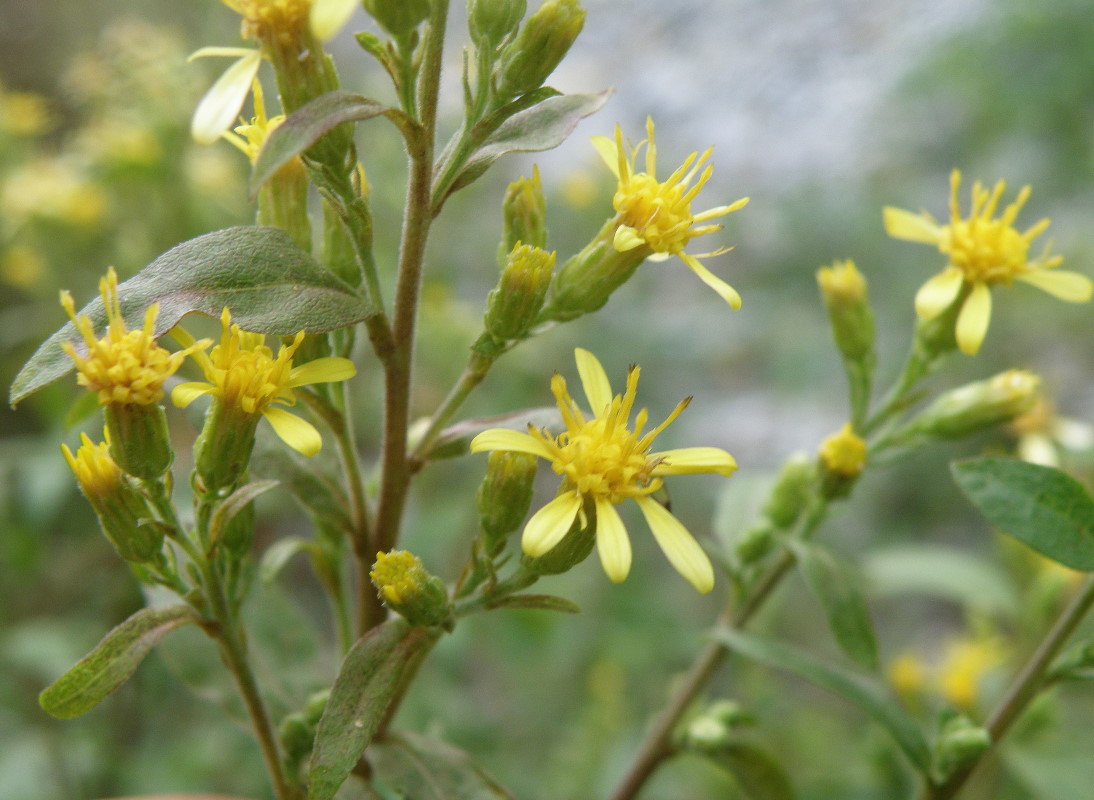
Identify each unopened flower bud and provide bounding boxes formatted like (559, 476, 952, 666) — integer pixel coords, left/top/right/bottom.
(817, 260, 875, 364)
(818, 423, 867, 498)
(194, 399, 261, 495)
(477, 450, 538, 554)
(734, 521, 775, 565)
(933, 714, 991, 782)
(62, 433, 163, 563)
(469, 0, 526, 49)
(499, 167, 547, 260)
(104, 402, 174, 480)
(370, 550, 452, 628)
(363, 0, 430, 37)
(910, 370, 1041, 440)
(497, 0, 585, 99)
(762, 452, 816, 529)
(545, 218, 646, 321)
(485, 244, 555, 340)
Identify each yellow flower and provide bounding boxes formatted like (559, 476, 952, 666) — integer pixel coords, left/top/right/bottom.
(61, 431, 122, 500)
(60, 268, 207, 406)
(592, 118, 749, 308)
(221, 79, 285, 162)
(884, 169, 1092, 355)
(936, 637, 1004, 710)
(171, 308, 356, 456)
(470, 348, 736, 593)
(818, 423, 867, 479)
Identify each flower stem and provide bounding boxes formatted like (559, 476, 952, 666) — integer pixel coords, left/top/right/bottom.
(409, 349, 497, 468)
(919, 573, 1094, 800)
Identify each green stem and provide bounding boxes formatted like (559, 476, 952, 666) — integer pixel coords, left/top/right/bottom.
(372, 0, 450, 568)
(920, 574, 1094, 800)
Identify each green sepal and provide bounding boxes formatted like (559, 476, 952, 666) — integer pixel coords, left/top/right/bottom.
(11, 226, 369, 406)
(369, 730, 517, 799)
(308, 619, 441, 800)
(39, 605, 198, 719)
(952, 458, 1094, 571)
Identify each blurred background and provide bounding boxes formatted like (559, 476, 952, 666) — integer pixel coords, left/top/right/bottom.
(2, 0, 1093, 798)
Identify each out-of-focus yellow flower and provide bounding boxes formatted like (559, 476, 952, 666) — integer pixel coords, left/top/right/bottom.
(172, 308, 356, 456)
(0, 87, 54, 137)
(470, 348, 736, 593)
(887, 652, 928, 699)
(61, 268, 206, 406)
(936, 636, 1004, 710)
(2, 245, 46, 289)
(884, 169, 1092, 355)
(1010, 396, 1094, 468)
(592, 118, 749, 308)
(818, 423, 867, 479)
(1, 158, 107, 227)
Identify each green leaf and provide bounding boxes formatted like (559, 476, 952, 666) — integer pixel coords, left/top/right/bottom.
(39, 605, 198, 719)
(10, 226, 369, 405)
(208, 479, 279, 547)
(446, 90, 610, 198)
(252, 91, 414, 192)
(694, 740, 796, 800)
(370, 730, 517, 800)
(308, 620, 440, 800)
(863, 545, 1019, 616)
(259, 536, 314, 584)
(712, 628, 931, 772)
(788, 540, 878, 669)
(249, 441, 353, 535)
(485, 593, 581, 614)
(952, 458, 1094, 571)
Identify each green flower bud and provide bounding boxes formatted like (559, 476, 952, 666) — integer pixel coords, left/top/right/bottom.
(909, 370, 1041, 440)
(497, 0, 585, 99)
(370, 550, 453, 628)
(485, 244, 555, 340)
(469, 0, 526, 49)
(544, 218, 646, 321)
(499, 166, 547, 260)
(761, 452, 816, 529)
(194, 398, 261, 496)
(933, 714, 991, 782)
(104, 402, 173, 480)
(363, 0, 431, 37)
(734, 521, 775, 566)
(817, 260, 875, 364)
(521, 496, 595, 575)
(279, 712, 314, 764)
(62, 433, 164, 564)
(477, 450, 539, 554)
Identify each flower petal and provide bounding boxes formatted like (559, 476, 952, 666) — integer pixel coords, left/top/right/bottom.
(651, 447, 737, 477)
(594, 497, 632, 583)
(310, 0, 357, 40)
(469, 428, 554, 460)
(635, 497, 714, 594)
(522, 492, 583, 557)
(288, 356, 357, 387)
(1015, 269, 1094, 303)
(883, 207, 942, 244)
(613, 225, 646, 252)
(191, 50, 262, 145)
(187, 46, 258, 61)
(171, 382, 215, 408)
(914, 267, 964, 319)
(955, 281, 992, 356)
(681, 253, 742, 309)
(574, 348, 613, 415)
(263, 406, 323, 457)
(591, 135, 620, 177)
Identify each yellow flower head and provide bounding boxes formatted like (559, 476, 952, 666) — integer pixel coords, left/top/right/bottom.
(171, 308, 356, 457)
(221, 80, 285, 162)
(60, 268, 206, 406)
(884, 169, 1093, 355)
(370, 550, 427, 606)
(937, 636, 1004, 710)
(61, 431, 122, 500)
(470, 348, 737, 593)
(818, 423, 867, 479)
(592, 118, 750, 309)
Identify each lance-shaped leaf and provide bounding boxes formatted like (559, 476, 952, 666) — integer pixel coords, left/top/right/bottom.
(251, 91, 415, 192)
(485, 593, 581, 614)
(11, 226, 369, 405)
(208, 479, 279, 547)
(440, 90, 611, 203)
(39, 605, 199, 719)
(250, 440, 353, 535)
(713, 628, 931, 773)
(787, 539, 878, 669)
(864, 545, 1019, 616)
(952, 458, 1094, 571)
(309, 620, 441, 800)
(689, 740, 795, 800)
(370, 730, 517, 800)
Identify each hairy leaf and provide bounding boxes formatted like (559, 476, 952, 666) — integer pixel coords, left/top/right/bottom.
(208, 479, 279, 546)
(370, 730, 516, 800)
(713, 628, 931, 772)
(952, 458, 1094, 571)
(485, 593, 581, 614)
(39, 605, 198, 719)
(309, 621, 440, 800)
(11, 226, 368, 405)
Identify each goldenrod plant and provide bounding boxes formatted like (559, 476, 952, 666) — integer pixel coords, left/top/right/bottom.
(7, 2, 1094, 800)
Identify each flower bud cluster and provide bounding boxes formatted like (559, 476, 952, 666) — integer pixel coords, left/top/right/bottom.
(496, 0, 585, 100)
(370, 550, 453, 627)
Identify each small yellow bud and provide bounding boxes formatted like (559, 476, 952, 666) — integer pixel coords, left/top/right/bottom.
(370, 550, 452, 627)
(910, 370, 1041, 440)
(819, 423, 867, 480)
(817, 259, 875, 363)
(484, 243, 555, 340)
(497, 0, 585, 99)
(500, 166, 547, 259)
